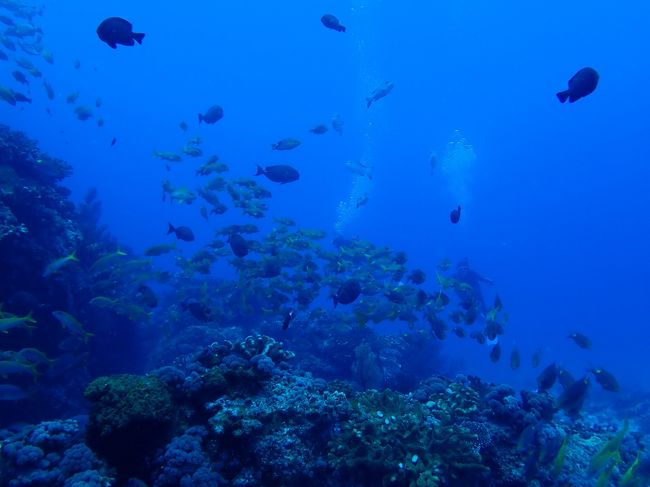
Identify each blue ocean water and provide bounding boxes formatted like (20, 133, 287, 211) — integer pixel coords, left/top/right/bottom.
(1, 0, 650, 484)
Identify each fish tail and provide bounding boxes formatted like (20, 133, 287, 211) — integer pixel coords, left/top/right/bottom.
(68, 251, 79, 262)
(132, 32, 145, 44)
(255, 165, 265, 176)
(24, 311, 36, 324)
(556, 90, 570, 103)
(167, 222, 175, 235)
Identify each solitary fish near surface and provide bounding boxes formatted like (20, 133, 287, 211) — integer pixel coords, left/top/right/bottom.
(366, 81, 394, 108)
(450, 205, 461, 224)
(97, 17, 145, 49)
(321, 14, 346, 32)
(198, 105, 223, 124)
(556, 67, 599, 103)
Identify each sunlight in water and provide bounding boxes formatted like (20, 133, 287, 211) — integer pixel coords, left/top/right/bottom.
(335, 175, 373, 234)
(441, 129, 477, 206)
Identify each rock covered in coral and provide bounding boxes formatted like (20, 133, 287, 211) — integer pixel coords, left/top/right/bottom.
(84, 374, 175, 480)
(152, 426, 224, 487)
(0, 418, 113, 486)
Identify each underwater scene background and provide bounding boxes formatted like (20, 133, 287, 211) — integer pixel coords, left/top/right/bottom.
(0, 0, 649, 485)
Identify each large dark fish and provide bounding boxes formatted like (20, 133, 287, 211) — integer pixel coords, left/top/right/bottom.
(366, 81, 394, 108)
(333, 279, 361, 307)
(556, 67, 599, 103)
(556, 377, 590, 416)
(228, 234, 248, 257)
(591, 368, 620, 392)
(321, 14, 346, 32)
(450, 205, 461, 224)
(255, 164, 299, 184)
(167, 222, 195, 242)
(537, 363, 558, 392)
(96, 17, 145, 49)
(198, 105, 223, 124)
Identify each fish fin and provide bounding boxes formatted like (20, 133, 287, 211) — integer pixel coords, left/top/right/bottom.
(198, 113, 203, 123)
(568, 94, 579, 103)
(132, 32, 145, 44)
(167, 222, 175, 235)
(255, 165, 265, 176)
(366, 98, 372, 108)
(556, 90, 569, 103)
(108, 41, 117, 49)
(69, 251, 79, 262)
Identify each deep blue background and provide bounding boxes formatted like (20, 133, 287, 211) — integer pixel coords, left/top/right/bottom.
(2, 1, 649, 391)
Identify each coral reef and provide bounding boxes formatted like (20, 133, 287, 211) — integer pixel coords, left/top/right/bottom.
(84, 375, 175, 480)
(0, 418, 114, 486)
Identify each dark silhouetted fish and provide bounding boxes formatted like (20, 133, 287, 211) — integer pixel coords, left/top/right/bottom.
(556, 67, 599, 103)
(310, 124, 328, 134)
(321, 14, 346, 32)
(591, 368, 620, 392)
(366, 81, 394, 108)
(111, 137, 116, 146)
(556, 376, 590, 416)
(12, 90, 30, 103)
(408, 269, 426, 285)
(11, 70, 27, 85)
(333, 279, 361, 307)
(167, 222, 195, 242)
(567, 332, 591, 349)
(198, 105, 223, 124)
(96, 17, 145, 49)
(255, 164, 299, 184)
(537, 363, 558, 392)
(228, 234, 248, 257)
(490, 343, 501, 363)
(282, 309, 296, 330)
(557, 366, 575, 390)
(531, 348, 542, 368)
(43, 80, 55, 100)
(450, 205, 461, 224)
(510, 348, 521, 370)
